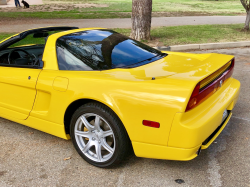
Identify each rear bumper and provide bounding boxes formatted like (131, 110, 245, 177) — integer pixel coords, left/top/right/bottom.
(168, 77, 240, 149)
(132, 78, 240, 161)
(133, 109, 233, 161)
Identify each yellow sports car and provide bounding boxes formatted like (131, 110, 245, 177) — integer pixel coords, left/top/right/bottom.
(0, 27, 240, 168)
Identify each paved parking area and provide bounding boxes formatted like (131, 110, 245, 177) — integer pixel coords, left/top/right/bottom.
(0, 47, 249, 187)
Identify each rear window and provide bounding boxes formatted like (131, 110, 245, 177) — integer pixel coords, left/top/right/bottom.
(56, 29, 166, 71)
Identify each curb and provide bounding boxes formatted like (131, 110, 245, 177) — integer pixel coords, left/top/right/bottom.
(155, 41, 250, 51)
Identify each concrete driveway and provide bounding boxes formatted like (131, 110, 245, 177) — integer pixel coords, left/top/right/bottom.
(0, 47, 250, 187)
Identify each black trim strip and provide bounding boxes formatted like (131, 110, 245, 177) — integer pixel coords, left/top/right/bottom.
(202, 110, 231, 145)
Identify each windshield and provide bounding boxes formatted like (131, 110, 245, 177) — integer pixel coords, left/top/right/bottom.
(56, 29, 166, 70)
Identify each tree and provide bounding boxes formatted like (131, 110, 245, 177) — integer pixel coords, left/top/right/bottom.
(131, 0, 152, 41)
(240, 0, 250, 30)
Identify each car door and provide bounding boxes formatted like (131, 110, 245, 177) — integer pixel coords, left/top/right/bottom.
(0, 66, 41, 120)
(0, 27, 80, 121)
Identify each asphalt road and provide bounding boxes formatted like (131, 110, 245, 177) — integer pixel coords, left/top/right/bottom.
(0, 16, 246, 33)
(0, 47, 250, 187)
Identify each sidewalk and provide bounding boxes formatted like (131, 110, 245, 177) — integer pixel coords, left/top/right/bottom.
(0, 16, 246, 33)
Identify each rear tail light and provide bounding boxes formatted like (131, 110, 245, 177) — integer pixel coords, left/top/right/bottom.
(185, 58, 235, 112)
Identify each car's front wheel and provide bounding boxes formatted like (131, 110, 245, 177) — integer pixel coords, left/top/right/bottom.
(70, 102, 131, 168)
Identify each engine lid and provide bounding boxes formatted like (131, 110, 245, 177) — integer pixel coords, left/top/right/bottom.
(102, 52, 234, 82)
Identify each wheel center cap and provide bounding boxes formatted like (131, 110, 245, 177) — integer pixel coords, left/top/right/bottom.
(94, 130, 102, 140)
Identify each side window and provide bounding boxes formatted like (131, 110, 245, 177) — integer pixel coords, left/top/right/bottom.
(8, 35, 45, 48)
(1, 31, 63, 68)
(8, 31, 61, 48)
(56, 41, 93, 71)
(0, 33, 46, 68)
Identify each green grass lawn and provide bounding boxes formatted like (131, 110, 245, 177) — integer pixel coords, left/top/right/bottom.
(44, 0, 244, 14)
(0, 34, 14, 42)
(117, 24, 250, 46)
(1, 24, 249, 47)
(0, 0, 246, 19)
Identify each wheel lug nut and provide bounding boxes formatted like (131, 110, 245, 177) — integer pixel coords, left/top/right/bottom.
(98, 141, 101, 143)
(92, 137, 95, 140)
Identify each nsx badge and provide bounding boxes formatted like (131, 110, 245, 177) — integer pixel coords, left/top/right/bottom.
(220, 80, 223, 87)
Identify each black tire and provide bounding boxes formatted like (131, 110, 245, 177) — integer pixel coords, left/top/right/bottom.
(70, 102, 132, 168)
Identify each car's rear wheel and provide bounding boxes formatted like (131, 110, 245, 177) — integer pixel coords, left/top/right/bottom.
(70, 102, 131, 168)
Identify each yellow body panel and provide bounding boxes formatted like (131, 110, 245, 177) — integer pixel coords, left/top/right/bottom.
(0, 28, 241, 161)
(0, 67, 41, 119)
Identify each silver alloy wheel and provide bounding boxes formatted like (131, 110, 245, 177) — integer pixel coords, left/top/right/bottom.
(74, 113, 116, 163)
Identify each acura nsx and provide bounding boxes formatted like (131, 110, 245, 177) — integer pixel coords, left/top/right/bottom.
(0, 27, 240, 167)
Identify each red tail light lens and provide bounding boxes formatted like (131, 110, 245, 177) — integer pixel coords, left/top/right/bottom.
(143, 120, 160, 128)
(185, 58, 235, 112)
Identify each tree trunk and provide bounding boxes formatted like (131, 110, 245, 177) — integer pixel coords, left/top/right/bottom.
(131, 0, 152, 41)
(244, 10, 250, 30)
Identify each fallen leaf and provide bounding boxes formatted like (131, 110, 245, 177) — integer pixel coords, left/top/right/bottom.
(64, 157, 71, 161)
(29, 132, 34, 134)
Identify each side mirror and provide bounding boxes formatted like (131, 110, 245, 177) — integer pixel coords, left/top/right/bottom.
(33, 32, 49, 38)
